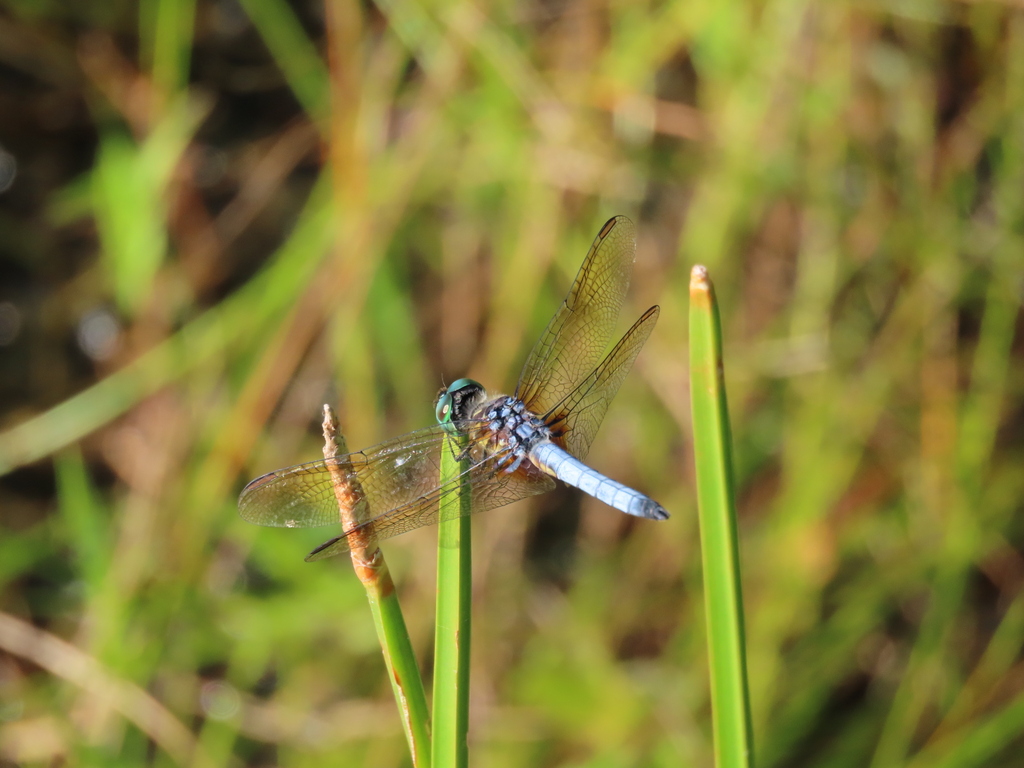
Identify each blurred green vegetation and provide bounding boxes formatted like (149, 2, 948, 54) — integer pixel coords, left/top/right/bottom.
(0, 1, 1022, 767)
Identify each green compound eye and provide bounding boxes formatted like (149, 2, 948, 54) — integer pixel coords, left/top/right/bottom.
(435, 378, 481, 432)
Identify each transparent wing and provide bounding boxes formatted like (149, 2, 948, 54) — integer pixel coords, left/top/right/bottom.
(306, 450, 553, 560)
(514, 216, 636, 418)
(544, 306, 659, 460)
(238, 425, 451, 529)
(239, 423, 554, 559)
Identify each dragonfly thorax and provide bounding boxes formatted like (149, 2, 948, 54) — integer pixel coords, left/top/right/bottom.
(468, 394, 551, 473)
(440, 379, 551, 474)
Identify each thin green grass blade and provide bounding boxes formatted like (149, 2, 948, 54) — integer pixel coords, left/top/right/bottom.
(433, 432, 472, 768)
(54, 448, 110, 587)
(91, 98, 207, 316)
(237, 0, 330, 122)
(689, 265, 754, 768)
(367, 579, 432, 767)
(146, 0, 197, 99)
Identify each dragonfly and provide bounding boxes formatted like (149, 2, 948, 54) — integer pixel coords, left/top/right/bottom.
(239, 216, 668, 561)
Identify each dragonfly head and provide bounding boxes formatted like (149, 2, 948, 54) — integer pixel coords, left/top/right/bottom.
(435, 378, 486, 432)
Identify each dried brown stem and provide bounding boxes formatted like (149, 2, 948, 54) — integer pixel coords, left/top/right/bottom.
(321, 404, 386, 586)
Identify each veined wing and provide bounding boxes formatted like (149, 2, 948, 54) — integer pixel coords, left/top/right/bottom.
(238, 425, 452, 529)
(515, 216, 636, 418)
(239, 422, 554, 559)
(305, 436, 554, 560)
(544, 306, 659, 460)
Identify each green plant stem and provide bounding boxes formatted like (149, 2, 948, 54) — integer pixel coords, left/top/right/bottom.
(689, 265, 754, 768)
(148, 0, 197, 100)
(238, 0, 329, 121)
(432, 432, 472, 768)
(321, 406, 431, 767)
(364, 568, 432, 768)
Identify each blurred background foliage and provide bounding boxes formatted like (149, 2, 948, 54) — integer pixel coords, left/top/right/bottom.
(0, 0, 1022, 766)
